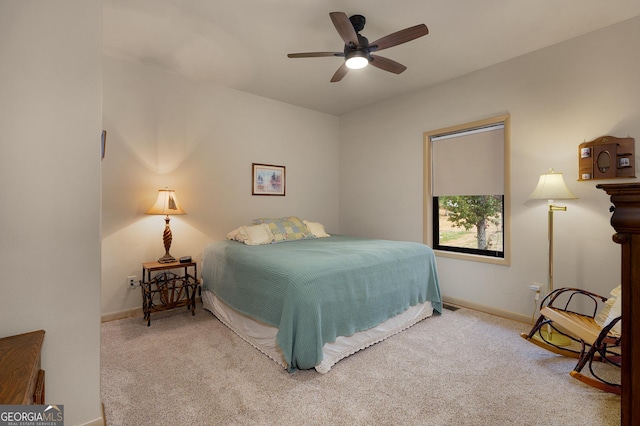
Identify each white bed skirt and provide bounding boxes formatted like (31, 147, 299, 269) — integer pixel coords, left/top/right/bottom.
(202, 290, 434, 373)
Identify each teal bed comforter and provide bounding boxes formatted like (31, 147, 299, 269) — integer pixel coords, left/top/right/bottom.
(201, 235, 441, 371)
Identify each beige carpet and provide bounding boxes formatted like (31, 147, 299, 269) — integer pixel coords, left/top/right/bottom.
(101, 306, 620, 425)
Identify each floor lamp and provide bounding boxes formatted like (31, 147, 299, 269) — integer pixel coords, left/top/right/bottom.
(528, 169, 576, 346)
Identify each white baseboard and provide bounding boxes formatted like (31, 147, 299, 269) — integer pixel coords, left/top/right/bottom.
(80, 417, 104, 426)
(103, 298, 530, 325)
(79, 403, 105, 426)
(101, 307, 142, 323)
(443, 296, 532, 325)
(101, 296, 203, 323)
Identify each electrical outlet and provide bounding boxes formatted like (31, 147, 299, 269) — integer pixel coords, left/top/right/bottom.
(530, 283, 542, 300)
(128, 276, 137, 287)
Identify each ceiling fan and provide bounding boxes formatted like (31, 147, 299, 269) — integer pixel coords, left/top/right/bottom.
(287, 12, 429, 82)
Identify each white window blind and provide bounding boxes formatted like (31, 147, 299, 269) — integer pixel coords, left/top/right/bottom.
(431, 124, 504, 196)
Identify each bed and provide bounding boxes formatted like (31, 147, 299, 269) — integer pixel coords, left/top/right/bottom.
(201, 222, 441, 373)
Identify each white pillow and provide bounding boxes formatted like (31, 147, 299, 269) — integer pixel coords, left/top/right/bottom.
(603, 288, 622, 335)
(238, 223, 273, 246)
(595, 285, 621, 327)
(226, 228, 242, 241)
(303, 220, 330, 238)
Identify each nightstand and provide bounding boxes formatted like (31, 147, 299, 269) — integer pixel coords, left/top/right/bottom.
(141, 261, 199, 326)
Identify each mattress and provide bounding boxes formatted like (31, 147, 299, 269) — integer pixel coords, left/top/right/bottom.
(202, 290, 435, 373)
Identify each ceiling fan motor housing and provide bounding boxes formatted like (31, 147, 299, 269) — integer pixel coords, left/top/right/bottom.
(349, 14, 366, 32)
(344, 34, 370, 58)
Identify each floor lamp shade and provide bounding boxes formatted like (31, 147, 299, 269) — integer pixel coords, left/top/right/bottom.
(528, 169, 577, 201)
(146, 188, 186, 263)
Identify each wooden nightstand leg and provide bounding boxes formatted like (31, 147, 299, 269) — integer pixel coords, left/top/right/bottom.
(187, 282, 196, 315)
(141, 283, 151, 326)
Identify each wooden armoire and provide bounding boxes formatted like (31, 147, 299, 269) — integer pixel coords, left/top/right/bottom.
(597, 183, 640, 426)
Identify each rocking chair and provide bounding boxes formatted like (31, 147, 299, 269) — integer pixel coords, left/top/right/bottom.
(521, 287, 621, 394)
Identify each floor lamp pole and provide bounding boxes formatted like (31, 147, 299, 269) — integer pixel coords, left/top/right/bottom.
(544, 203, 571, 346)
(548, 203, 567, 293)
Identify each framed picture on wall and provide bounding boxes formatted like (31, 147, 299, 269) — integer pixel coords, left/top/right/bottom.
(252, 163, 286, 196)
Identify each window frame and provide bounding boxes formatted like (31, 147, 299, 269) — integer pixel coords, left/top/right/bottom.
(423, 114, 511, 265)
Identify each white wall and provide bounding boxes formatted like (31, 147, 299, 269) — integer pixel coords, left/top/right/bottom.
(339, 16, 640, 321)
(0, 1, 103, 425)
(101, 56, 340, 316)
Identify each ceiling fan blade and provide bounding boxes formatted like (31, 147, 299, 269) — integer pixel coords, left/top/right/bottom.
(369, 55, 407, 74)
(369, 24, 428, 52)
(330, 63, 349, 82)
(330, 12, 359, 47)
(288, 52, 344, 58)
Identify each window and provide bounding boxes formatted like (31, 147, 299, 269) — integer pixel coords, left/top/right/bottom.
(424, 115, 510, 265)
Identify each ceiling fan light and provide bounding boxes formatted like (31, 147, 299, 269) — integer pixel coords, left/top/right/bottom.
(345, 52, 369, 69)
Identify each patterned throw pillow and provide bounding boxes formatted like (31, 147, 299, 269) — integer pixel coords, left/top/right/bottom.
(252, 216, 316, 242)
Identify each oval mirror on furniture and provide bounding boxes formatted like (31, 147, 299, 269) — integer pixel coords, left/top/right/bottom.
(597, 150, 611, 173)
(593, 144, 617, 179)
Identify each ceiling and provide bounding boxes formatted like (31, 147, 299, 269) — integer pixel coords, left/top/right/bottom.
(103, 0, 640, 116)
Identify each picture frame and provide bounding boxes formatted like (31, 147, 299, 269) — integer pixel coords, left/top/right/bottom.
(252, 163, 285, 196)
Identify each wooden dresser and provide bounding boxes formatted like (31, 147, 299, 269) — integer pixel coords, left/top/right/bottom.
(597, 183, 640, 426)
(0, 330, 45, 404)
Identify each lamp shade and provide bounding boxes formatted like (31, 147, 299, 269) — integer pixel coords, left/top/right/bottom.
(145, 188, 187, 215)
(528, 169, 576, 201)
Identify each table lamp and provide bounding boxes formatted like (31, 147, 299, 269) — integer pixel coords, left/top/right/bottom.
(146, 188, 186, 263)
